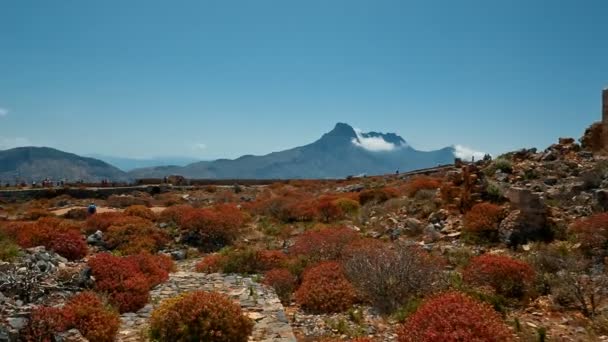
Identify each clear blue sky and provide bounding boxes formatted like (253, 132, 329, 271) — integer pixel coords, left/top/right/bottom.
(1, 0, 607, 159)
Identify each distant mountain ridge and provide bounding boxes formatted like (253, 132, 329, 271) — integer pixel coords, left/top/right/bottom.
(129, 123, 456, 179)
(86, 154, 200, 171)
(0, 124, 460, 182)
(0, 147, 129, 183)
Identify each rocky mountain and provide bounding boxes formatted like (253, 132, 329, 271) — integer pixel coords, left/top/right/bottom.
(129, 123, 457, 179)
(0, 147, 130, 183)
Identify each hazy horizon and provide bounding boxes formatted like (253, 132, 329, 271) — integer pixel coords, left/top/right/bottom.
(1, 0, 607, 159)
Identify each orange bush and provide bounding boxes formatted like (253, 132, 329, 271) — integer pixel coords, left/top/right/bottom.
(63, 291, 120, 342)
(195, 254, 226, 273)
(294, 261, 358, 313)
(257, 249, 289, 271)
(179, 204, 245, 250)
(124, 205, 157, 221)
(570, 213, 608, 255)
(263, 268, 297, 304)
(397, 292, 513, 342)
(404, 177, 442, 197)
(84, 212, 151, 234)
(463, 202, 504, 241)
(48, 230, 88, 260)
(21, 306, 71, 342)
(23, 292, 120, 342)
(2, 218, 86, 260)
(104, 222, 169, 255)
(315, 196, 345, 223)
(149, 291, 253, 341)
(158, 204, 194, 224)
(359, 187, 399, 205)
(290, 227, 359, 262)
(128, 253, 174, 287)
(463, 254, 535, 298)
(88, 253, 172, 313)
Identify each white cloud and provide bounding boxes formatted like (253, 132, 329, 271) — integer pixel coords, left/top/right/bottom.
(0, 137, 31, 150)
(351, 129, 397, 152)
(453, 144, 486, 161)
(0, 108, 8, 117)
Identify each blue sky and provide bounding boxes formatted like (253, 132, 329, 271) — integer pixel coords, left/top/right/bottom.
(0, 0, 607, 159)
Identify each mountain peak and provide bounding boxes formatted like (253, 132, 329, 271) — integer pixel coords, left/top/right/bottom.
(326, 122, 357, 138)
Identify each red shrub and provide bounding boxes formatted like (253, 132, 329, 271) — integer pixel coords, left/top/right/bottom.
(315, 197, 344, 223)
(294, 261, 358, 313)
(179, 204, 245, 250)
(263, 268, 297, 304)
(104, 222, 169, 255)
(126, 253, 174, 287)
(397, 292, 514, 342)
(149, 291, 253, 341)
(84, 212, 151, 234)
(404, 177, 442, 197)
(463, 254, 535, 298)
(124, 205, 157, 221)
(3, 218, 86, 260)
(88, 253, 164, 313)
(570, 213, 608, 254)
(63, 291, 120, 342)
(463, 203, 504, 238)
(48, 230, 88, 260)
(158, 204, 194, 224)
(195, 254, 226, 273)
(257, 250, 288, 271)
(21, 306, 71, 342)
(23, 292, 120, 342)
(290, 227, 360, 262)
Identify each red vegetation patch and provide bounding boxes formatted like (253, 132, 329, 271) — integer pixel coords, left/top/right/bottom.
(158, 204, 194, 224)
(179, 204, 246, 250)
(63, 291, 121, 342)
(463, 202, 504, 235)
(104, 221, 169, 255)
(128, 253, 175, 287)
(149, 291, 253, 341)
(263, 268, 297, 304)
(48, 230, 88, 260)
(397, 292, 514, 342)
(88, 253, 173, 313)
(21, 306, 71, 342)
(195, 254, 226, 273)
(569, 213, 608, 254)
(85, 212, 151, 234)
(404, 176, 442, 197)
(124, 205, 157, 221)
(22, 292, 120, 342)
(290, 227, 359, 262)
(463, 254, 535, 298)
(257, 249, 289, 271)
(294, 261, 358, 313)
(2, 218, 87, 260)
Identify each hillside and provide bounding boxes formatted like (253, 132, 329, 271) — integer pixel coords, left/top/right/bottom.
(0, 147, 130, 183)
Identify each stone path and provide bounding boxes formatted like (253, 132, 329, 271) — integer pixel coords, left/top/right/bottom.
(117, 262, 296, 342)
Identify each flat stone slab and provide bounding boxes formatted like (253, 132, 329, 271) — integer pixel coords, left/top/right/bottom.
(117, 271, 296, 342)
